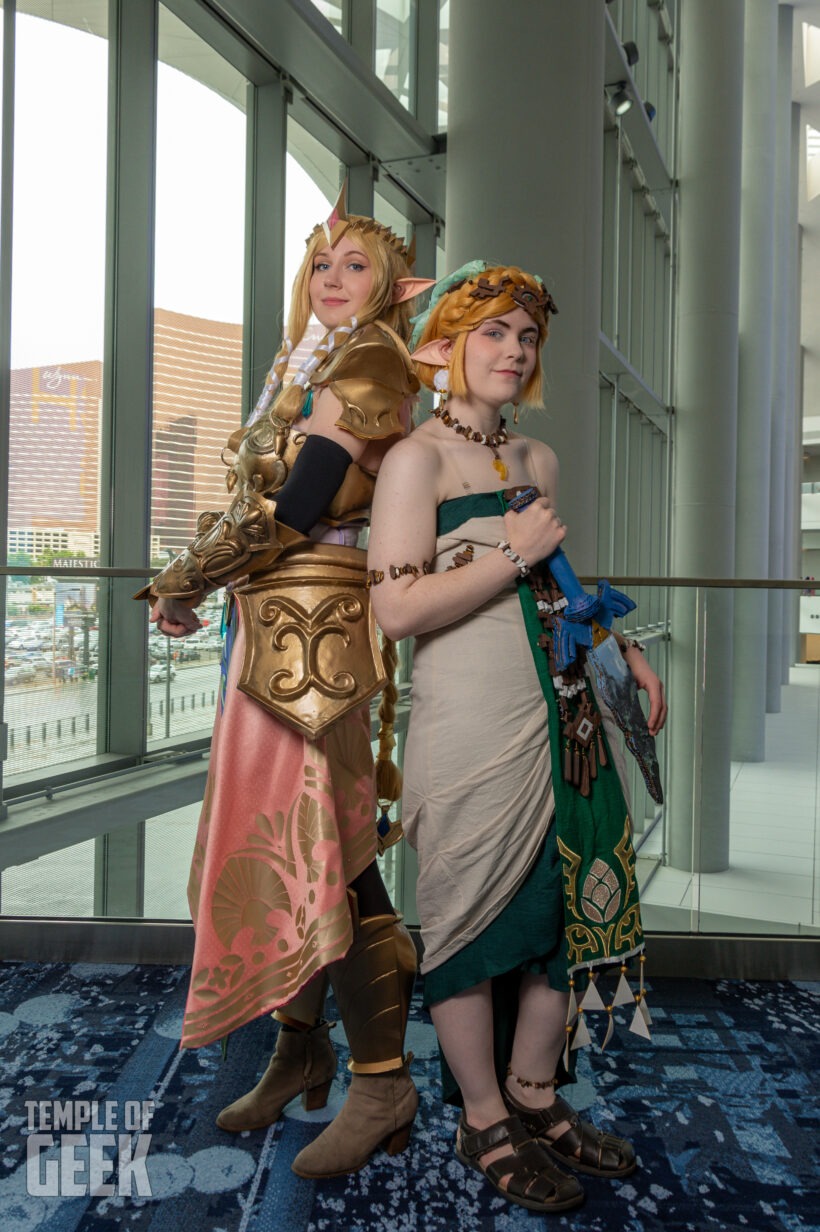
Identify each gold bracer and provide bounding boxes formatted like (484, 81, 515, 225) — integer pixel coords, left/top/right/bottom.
(137, 490, 306, 608)
(233, 542, 386, 739)
(138, 324, 415, 610)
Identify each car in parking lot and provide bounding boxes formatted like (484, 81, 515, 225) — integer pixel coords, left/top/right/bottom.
(149, 663, 176, 683)
(25, 654, 53, 672)
(174, 642, 202, 662)
(6, 663, 37, 685)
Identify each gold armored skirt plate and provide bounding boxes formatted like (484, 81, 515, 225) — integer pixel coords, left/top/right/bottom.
(233, 542, 387, 740)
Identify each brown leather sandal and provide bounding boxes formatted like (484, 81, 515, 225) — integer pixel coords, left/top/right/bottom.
(454, 1113, 584, 1213)
(504, 1088, 637, 1178)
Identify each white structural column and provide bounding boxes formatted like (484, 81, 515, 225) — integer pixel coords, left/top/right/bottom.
(784, 100, 803, 678)
(669, 0, 745, 872)
(767, 4, 796, 710)
(445, 0, 604, 572)
(731, 0, 778, 758)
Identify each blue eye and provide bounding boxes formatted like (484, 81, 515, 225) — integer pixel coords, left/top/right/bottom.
(348, 262, 366, 272)
(314, 261, 330, 271)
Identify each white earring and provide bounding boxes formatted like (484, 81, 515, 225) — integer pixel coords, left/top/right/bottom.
(433, 367, 450, 393)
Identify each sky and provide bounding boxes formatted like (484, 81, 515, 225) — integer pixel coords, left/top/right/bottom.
(7, 14, 332, 370)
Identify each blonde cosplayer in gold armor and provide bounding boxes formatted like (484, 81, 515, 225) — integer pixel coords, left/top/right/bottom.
(147, 319, 415, 737)
(140, 187, 434, 1179)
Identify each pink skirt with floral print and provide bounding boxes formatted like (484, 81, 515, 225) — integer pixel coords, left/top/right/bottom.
(181, 614, 377, 1049)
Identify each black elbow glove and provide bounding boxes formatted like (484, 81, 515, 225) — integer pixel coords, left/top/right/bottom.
(272, 433, 353, 534)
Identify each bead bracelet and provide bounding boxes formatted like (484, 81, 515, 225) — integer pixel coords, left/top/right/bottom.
(497, 540, 530, 577)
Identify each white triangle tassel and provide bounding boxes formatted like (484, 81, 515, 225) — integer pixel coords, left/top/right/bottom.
(571, 1013, 593, 1051)
(629, 1001, 651, 1040)
(580, 977, 606, 1012)
(612, 972, 634, 1008)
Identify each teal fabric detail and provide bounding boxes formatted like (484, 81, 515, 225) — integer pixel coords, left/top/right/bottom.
(436, 490, 505, 536)
(422, 825, 573, 1106)
(408, 259, 489, 350)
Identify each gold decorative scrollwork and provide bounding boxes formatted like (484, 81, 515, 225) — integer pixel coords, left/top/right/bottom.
(257, 594, 364, 701)
(234, 542, 386, 739)
(557, 836, 583, 922)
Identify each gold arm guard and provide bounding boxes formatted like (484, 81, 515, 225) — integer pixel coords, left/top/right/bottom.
(312, 322, 419, 442)
(135, 489, 306, 608)
(233, 542, 387, 739)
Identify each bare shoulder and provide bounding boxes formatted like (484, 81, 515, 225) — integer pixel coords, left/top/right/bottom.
(520, 434, 560, 495)
(377, 421, 442, 482)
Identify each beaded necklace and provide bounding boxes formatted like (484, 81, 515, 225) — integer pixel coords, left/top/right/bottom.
(432, 404, 511, 480)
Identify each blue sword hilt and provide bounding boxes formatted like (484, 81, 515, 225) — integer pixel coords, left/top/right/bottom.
(505, 486, 636, 669)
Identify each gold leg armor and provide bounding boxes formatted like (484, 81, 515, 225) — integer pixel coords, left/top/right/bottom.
(290, 909, 419, 1178)
(273, 970, 331, 1030)
(330, 912, 417, 1074)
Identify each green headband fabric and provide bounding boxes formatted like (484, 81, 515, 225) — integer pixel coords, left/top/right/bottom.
(408, 259, 490, 351)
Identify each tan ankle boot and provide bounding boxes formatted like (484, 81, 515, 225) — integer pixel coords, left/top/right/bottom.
(217, 976, 336, 1132)
(291, 1060, 417, 1177)
(291, 912, 418, 1177)
(217, 1020, 336, 1131)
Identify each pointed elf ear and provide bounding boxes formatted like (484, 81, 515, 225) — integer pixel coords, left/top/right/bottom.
(410, 337, 453, 366)
(391, 277, 437, 304)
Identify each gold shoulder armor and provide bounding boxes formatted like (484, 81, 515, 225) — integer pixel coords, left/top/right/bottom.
(313, 322, 419, 441)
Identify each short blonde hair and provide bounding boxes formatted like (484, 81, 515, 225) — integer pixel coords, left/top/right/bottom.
(414, 265, 552, 407)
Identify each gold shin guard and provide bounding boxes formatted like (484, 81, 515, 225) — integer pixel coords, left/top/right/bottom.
(273, 970, 330, 1030)
(329, 912, 417, 1074)
(291, 912, 419, 1177)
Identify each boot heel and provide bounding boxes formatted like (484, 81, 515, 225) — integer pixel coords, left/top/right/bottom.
(302, 1080, 332, 1111)
(384, 1122, 412, 1156)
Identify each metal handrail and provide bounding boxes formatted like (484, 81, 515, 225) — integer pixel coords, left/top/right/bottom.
(0, 567, 152, 578)
(0, 567, 814, 588)
(580, 577, 812, 589)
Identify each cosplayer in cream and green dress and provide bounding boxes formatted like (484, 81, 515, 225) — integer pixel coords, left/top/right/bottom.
(140, 192, 434, 1179)
(368, 262, 667, 1215)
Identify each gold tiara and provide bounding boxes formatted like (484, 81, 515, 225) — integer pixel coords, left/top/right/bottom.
(305, 181, 415, 267)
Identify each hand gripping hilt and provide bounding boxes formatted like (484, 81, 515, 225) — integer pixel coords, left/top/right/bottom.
(504, 487, 636, 672)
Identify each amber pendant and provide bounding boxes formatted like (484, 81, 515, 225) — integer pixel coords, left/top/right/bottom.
(492, 455, 508, 480)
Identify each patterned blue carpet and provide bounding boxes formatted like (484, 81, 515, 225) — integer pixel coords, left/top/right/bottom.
(0, 963, 817, 1231)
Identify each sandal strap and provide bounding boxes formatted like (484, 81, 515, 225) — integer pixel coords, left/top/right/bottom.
(459, 1113, 581, 1206)
(551, 1122, 629, 1171)
(505, 1089, 632, 1171)
(485, 1137, 568, 1204)
(458, 1114, 527, 1161)
(545, 1096, 627, 1170)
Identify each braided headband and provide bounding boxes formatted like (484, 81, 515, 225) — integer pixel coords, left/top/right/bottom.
(409, 259, 558, 351)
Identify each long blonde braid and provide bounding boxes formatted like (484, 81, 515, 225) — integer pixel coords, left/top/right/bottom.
(375, 634, 403, 805)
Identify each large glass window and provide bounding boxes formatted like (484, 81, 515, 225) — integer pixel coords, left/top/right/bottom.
(374, 187, 412, 247)
(310, 0, 345, 36)
(438, 0, 449, 130)
(148, 7, 247, 749)
(376, 0, 417, 112)
(4, 7, 108, 781)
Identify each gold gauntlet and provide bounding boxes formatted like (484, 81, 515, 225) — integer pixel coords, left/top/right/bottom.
(138, 489, 305, 607)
